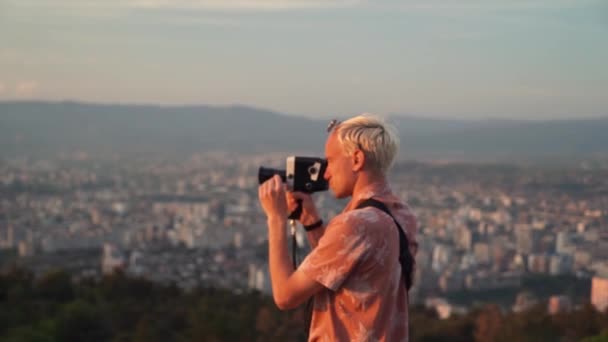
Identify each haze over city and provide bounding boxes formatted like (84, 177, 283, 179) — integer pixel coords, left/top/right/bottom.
(1, 0, 607, 119)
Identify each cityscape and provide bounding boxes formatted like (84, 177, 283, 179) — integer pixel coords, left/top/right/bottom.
(2, 0, 607, 339)
(1, 151, 607, 320)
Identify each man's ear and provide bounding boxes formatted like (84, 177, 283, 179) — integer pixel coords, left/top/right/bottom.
(352, 149, 365, 172)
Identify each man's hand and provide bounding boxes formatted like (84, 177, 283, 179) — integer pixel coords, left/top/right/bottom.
(258, 174, 288, 221)
(286, 191, 321, 226)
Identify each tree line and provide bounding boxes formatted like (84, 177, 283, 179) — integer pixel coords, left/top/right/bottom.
(0, 268, 607, 342)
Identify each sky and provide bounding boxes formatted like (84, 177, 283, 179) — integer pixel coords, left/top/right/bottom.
(1, 0, 607, 119)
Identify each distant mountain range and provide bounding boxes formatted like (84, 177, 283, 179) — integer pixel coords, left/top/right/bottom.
(1, 101, 607, 161)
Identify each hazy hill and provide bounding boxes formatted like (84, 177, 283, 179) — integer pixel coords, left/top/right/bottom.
(390, 115, 608, 159)
(1, 101, 607, 161)
(0, 101, 328, 156)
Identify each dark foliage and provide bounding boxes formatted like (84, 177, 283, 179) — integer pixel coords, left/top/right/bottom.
(0, 268, 606, 342)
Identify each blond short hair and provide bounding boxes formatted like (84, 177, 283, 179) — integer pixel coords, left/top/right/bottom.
(334, 114, 399, 174)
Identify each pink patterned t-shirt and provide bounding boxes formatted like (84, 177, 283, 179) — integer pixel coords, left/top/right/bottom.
(299, 181, 418, 342)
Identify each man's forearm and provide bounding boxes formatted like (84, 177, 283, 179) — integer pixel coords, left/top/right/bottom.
(299, 212, 326, 249)
(267, 217, 295, 306)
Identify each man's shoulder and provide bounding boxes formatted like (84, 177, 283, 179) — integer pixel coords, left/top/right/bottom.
(336, 205, 382, 220)
(327, 210, 357, 229)
(327, 205, 393, 234)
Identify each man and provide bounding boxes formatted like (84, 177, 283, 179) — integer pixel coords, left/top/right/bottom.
(258, 114, 418, 341)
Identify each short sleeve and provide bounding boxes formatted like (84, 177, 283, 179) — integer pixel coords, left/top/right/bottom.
(299, 212, 372, 291)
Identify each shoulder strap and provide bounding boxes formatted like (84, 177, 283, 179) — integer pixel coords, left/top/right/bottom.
(356, 198, 414, 291)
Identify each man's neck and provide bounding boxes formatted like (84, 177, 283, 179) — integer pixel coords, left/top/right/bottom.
(352, 170, 387, 199)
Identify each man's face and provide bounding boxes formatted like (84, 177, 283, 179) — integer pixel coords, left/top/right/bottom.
(323, 132, 356, 199)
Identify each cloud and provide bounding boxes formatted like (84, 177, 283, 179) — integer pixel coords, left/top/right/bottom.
(376, 0, 600, 12)
(15, 81, 39, 96)
(134, 0, 363, 10)
(0, 82, 6, 95)
(5, 0, 600, 16)
(7, 0, 364, 11)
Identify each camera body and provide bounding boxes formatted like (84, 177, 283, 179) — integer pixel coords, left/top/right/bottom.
(258, 156, 328, 193)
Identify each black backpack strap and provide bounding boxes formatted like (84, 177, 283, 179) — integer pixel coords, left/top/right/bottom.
(356, 198, 414, 291)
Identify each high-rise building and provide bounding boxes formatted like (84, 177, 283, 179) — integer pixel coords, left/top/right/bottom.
(128, 250, 144, 276)
(556, 231, 572, 254)
(233, 231, 244, 249)
(591, 276, 608, 313)
(528, 253, 549, 274)
(549, 254, 574, 275)
(548, 295, 572, 315)
(6, 225, 14, 248)
(432, 244, 453, 273)
(574, 250, 593, 269)
(455, 226, 473, 251)
(516, 225, 534, 254)
(102, 243, 125, 275)
(18, 240, 34, 257)
(248, 263, 270, 294)
(474, 242, 490, 264)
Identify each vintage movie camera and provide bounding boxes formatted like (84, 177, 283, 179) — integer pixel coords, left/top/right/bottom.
(258, 156, 328, 194)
